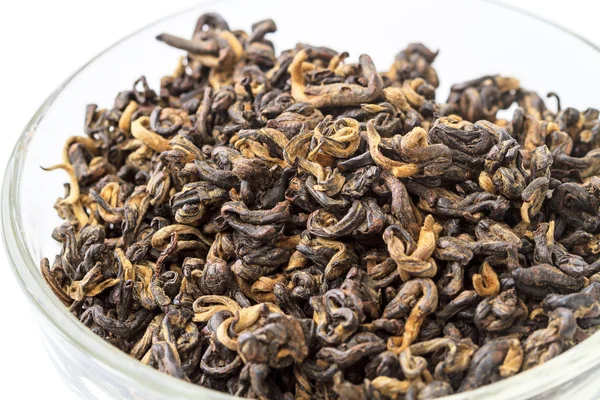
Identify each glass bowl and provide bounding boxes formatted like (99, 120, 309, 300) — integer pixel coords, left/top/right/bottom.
(3, 0, 600, 399)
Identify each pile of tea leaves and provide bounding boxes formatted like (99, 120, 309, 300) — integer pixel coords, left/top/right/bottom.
(42, 12, 600, 400)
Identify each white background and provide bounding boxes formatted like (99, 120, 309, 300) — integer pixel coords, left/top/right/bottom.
(0, 1, 598, 398)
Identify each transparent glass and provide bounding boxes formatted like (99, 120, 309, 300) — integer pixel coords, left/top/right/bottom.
(3, 0, 600, 399)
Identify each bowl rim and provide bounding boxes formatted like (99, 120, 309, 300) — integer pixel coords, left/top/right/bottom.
(3, 1, 600, 399)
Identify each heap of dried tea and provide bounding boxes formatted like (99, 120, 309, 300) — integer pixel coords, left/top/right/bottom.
(42, 12, 600, 399)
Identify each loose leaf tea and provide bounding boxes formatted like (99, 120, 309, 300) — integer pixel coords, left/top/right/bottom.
(41, 12, 600, 399)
